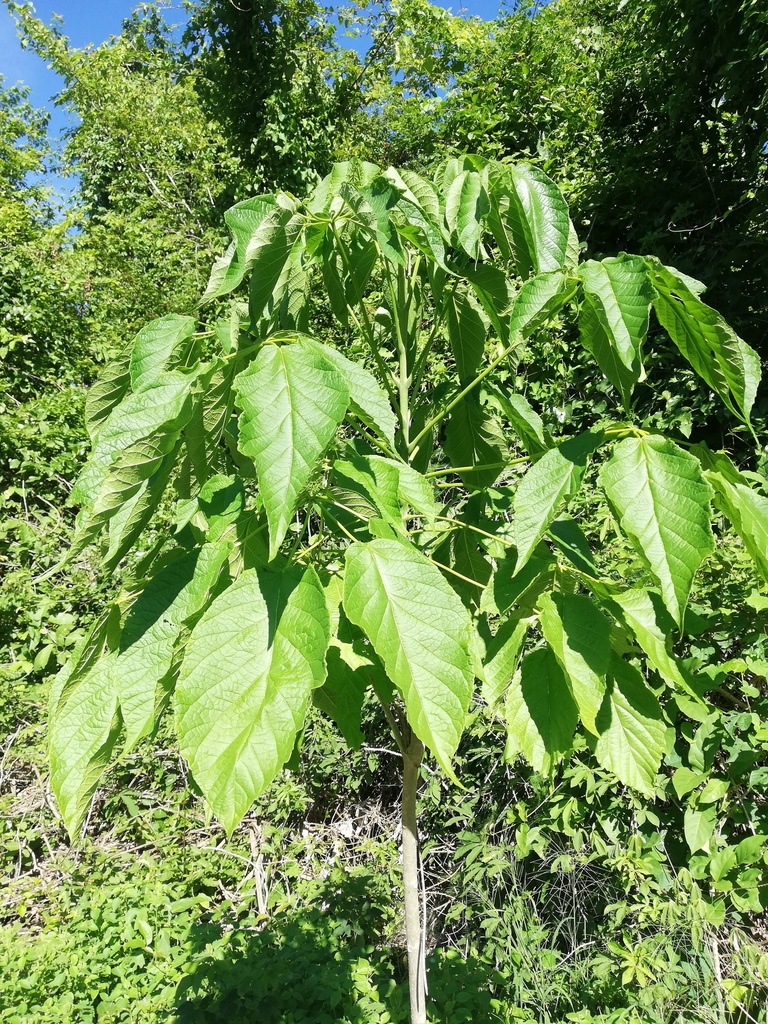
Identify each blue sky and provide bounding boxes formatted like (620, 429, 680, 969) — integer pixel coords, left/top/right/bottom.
(1, 0, 507, 197)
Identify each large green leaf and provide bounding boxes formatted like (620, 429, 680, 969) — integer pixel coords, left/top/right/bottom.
(600, 436, 714, 626)
(72, 368, 202, 509)
(343, 539, 473, 775)
(445, 169, 489, 260)
(129, 314, 196, 392)
(307, 159, 381, 214)
(647, 258, 761, 423)
(444, 394, 508, 490)
(508, 270, 576, 340)
(505, 646, 578, 773)
(49, 653, 122, 838)
(578, 256, 652, 409)
(175, 565, 329, 834)
(444, 284, 487, 382)
(116, 542, 231, 749)
(514, 430, 603, 571)
(384, 166, 442, 223)
(488, 163, 570, 277)
(594, 656, 667, 796)
(538, 591, 611, 734)
(694, 447, 768, 587)
(302, 338, 396, 444)
(234, 339, 349, 558)
(480, 614, 531, 708)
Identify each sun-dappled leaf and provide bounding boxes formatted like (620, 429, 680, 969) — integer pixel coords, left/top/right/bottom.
(343, 539, 473, 775)
(505, 647, 578, 773)
(234, 339, 349, 558)
(579, 256, 652, 409)
(129, 314, 196, 392)
(600, 435, 714, 626)
(175, 565, 329, 834)
(514, 430, 603, 571)
(594, 656, 667, 796)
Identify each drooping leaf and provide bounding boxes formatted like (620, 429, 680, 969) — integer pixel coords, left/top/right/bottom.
(480, 614, 531, 708)
(129, 314, 196, 392)
(547, 515, 597, 578)
(445, 169, 489, 259)
(384, 166, 442, 224)
(69, 432, 181, 561)
(200, 196, 277, 302)
(647, 258, 761, 423)
(234, 339, 349, 558)
(508, 270, 576, 339)
(49, 653, 122, 838)
(117, 542, 232, 749)
(600, 435, 714, 626)
(694, 447, 768, 587)
(505, 646, 578, 773)
(594, 655, 667, 797)
(604, 587, 701, 702)
(444, 284, 487, 381)
(486, 386, 553, 458)
(481, 544, 554, 617)
(488, 163, 570, 277)
(249, 214, 305, 323)
(72, 368, 202, 509)
(343, 539, 473, 776)
(307, 159, 382, 214)
(85, 357, 130, 441)
(578, 255, 653, 409)
(538, 591, 611, 734)
(101, 451, 176, 570)
(175, 565, 329, 834)
(514, 430, 604, 571)
(444, 393, 508, 490)
(302, 338, 396, 444)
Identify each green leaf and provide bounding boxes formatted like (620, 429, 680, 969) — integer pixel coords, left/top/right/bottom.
(175, 565, 329, 834)
(343, 539, 473, 775)
(234, 339, 349, 558)
(538, 592, 611, 734)
(445, 169, 489, 260)
(200, 195, 276, 301)
(129, 314, 196, 392)
(508, 270, 576, 340)
(684, 804, 718, 853)
(514, 430, 603, 571)
(248, 213, 305, 323)
(694, 448, 768, 587)
(647, 258, 761, 423)
(307, 159, 382, 213)
(600, 436, 714, 627)
(85, 357, 130, 441)
(101, 452, 176, 570)
(505, 647, 578, 773)
(69, 433, 180, 560)
(72, 368, 201, 509)
(444, 394, 507, 490)
(117, 542, 231, 749)
(481, 545, 554, 617)
(331, 455, 403, 534)
(486, 387, 553, 458)
(488, 163, 570, 276)
(302, 338, 396, 444)
(547, 515, 597, 578)
(594, 656, 666, 797)
(444, 284, 487, 381)
(49, 653, 122, 839)
(384, 166, 442, 223)
(480, 615, 531, 707)
(605, 587, 701, 702)
(578, 256, 653, 409)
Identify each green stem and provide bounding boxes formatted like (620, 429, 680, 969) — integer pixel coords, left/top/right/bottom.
(408, 337, 521, 454)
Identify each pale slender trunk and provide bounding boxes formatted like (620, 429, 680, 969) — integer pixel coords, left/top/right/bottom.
(402, 731, 426, 1024)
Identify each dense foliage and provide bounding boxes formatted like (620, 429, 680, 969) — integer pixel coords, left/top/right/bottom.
(2, 1, 768, 1022)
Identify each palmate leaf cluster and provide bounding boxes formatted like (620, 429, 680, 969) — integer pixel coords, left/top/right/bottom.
(49, 154, 766, 841)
